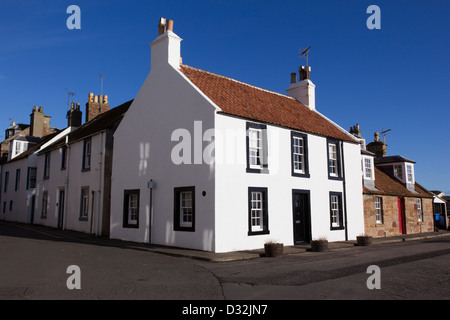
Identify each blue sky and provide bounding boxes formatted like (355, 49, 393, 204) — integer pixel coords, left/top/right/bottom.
(0, 0, 449, 192)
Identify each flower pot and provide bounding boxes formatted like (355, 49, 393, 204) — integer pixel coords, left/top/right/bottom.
(311, 240, 328, 252)
(357, 236, 373, 246)
(264, 243, 284, 257)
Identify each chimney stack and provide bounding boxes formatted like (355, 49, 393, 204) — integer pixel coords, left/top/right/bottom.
(151, 17, 182, 69)
(367, 132, 387, 157)
(67, 102, 82, 127)
(30, 106, 51, 137)
(286, 66, 316, 111)
(85, 92, 110, 122)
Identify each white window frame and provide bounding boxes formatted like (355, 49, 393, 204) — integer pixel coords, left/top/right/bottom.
(128, 193, 139, 225)
(417, 198, 422, 222)
(394, 164, 403, 180)
(293, 136, 305, 174)
(249, 128, 263, 169)
(375, 197, 383, 223)
(180, 191, 193, 228)
(80, 188, 89, 220)
(250, 191, 263, 232)
(364, 158, 372, 179)
(406, 164, 413, 183)
(328, 143, 338, 177)
(330, 195, 340, 228)
(41, 191, 48, 219)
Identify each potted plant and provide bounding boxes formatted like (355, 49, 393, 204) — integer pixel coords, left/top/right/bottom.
(264, 240, 284, 257)
(356, 234, 373, 246)
(310, 237, 328, 252)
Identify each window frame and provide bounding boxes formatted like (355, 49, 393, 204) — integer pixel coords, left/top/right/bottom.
(364, 158, 372, 179)
(27, 167, 37, 190)
(79, 187, 89, 221)
(291, 131, 310, 178)
(61, 146, 67, 170)
(4, 171, 9, 193)
(327, 139, 342, 180)
(375, 196, 383, 224)
(43, 152, 50, 179)
(123, 189, 140, 228)
(417, 198, 423, 222)
(82, 138, 92, 172)
(406, 164, 413, 183)
(246, 122, 268, 173)
(41, 191, 48, 219)
(329, 192, 344, 230)
(174, 186, 195, 232)
(15, 169, 20, 191)
(393, 164, 403, 180)
(248, 187, 269, 236)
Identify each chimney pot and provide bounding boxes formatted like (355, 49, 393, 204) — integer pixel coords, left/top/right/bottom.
(103, 95, 108, 104)
(94, 95, 99, 103)
(88, 93, 94, 102)
(290, 73, 297, 84)
(167, 19, 174, 32)
(38, 106, 43, 113)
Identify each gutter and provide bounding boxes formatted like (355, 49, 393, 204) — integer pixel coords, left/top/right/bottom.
(341, 141, 349, 241)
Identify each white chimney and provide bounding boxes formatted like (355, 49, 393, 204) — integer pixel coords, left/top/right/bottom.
(286, 66, 316, 111)
(150, 18, 182, 70)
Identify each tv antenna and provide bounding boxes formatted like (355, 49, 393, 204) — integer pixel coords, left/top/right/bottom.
(65, 88, 75, 110)
(299, 46, 311, 66)
(381, 128, 391, 143)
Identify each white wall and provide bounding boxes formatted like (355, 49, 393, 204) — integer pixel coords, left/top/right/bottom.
(110, 54, 216, 251)
(214, 113, 364, 252)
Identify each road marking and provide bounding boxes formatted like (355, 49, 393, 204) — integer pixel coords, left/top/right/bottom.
(15, 224, 63, 239)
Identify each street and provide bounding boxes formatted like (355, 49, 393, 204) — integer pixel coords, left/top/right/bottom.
(0, 221, 449, 301)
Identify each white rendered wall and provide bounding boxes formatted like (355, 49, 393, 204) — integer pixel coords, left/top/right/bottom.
(214, 113, 364, 252)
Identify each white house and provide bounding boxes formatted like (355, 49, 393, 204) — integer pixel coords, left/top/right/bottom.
(34, 99, 131, 237)
(0, 128, 73, 224)
(109, 18, 364, 253)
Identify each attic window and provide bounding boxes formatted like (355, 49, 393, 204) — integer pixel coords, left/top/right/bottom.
(394, 165, 403, 180)
(364, 158, 372, 179)
(406, 165, 413, 183)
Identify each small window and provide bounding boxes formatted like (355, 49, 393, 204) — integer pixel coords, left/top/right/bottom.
(406, 165, 413, 183)
(4, 171, 9, 193)
(327, 140, 342, 180)
(61, 146, 67, 170)
(174, 187, 195, 232)
(123, 189, 140, 228)
(375, 197, 383, 223)
(43, 153, 50, 179)
(393, 165, 403, 180)
(41, 191, 48, 219)
(291, 132, 309, 178)
(79, 187, 89, 220)
(330, 192, 344, 230)
(417, 198, 422, 222)
(248, 187, 269, 235)
(15, 169, 20, 191)
(82, 138, 91, 171)
(9, 200, 13, 211)
(246, 123, 267, 173)
(27, 167, 37, 189)
(364, 158, 372, 179)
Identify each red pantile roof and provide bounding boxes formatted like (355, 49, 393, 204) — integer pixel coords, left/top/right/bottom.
(364, 167, 433, 198)
(179, 64, 357, 142)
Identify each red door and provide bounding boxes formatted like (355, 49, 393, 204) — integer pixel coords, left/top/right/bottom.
(397, 197, 406, 234)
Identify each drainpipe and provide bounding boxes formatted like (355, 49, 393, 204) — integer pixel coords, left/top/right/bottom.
(63, 135, 70, 230)
(96, 131, 105, 236)
(341, 141, 349, 241)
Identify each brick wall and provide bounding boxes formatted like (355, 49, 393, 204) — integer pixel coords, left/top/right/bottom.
(363, 195, 434, 238)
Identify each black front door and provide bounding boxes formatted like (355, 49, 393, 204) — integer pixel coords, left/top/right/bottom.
(292, 190, 311, 244)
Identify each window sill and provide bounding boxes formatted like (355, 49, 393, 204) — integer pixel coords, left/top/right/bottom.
(79, 216, 88, 221)
(174, 226, 195, 232)
(81, 168, 91, 173)
(328, 175, 343, 181)
(248, 230, 270, 236)
(292, 172, 310, 178)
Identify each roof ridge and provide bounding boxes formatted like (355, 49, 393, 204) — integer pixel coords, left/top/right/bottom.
(181, 64, 296, 101)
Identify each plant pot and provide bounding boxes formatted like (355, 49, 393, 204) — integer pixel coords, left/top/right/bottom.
(357, 236, 373, 246)
(264, 243, 284, 257)
(311, 240, 328, 252)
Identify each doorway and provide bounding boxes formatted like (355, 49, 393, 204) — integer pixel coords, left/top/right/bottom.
(397, 197, 406, 234)
(292, 190, 311, 244)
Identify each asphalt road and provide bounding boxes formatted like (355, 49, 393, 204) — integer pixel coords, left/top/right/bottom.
(0, 221, 449, 301)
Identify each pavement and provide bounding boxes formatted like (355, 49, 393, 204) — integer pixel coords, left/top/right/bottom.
(2, 220, 450, 263)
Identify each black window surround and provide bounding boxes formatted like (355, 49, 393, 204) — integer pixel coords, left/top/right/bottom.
(326, 138, 343, 181)
(291, 131, 310, 178)
(43, 153, 50, 180)
(174, 186, 195, 232)
(246, 122, 268, 174)
(82, 138, 92, 172)
(4, 171, 9, 193)
(123, 189, 140, 229)
(248, 187, 270, 236)
(79, 187, 89, 221)
(15, 169, 20, 191)
(329, 191, 344, 230)
(61, 146, 67, 170)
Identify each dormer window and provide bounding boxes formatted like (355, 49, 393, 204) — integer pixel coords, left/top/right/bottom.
(364, 158, 372, 179)
(394, 165, 403, 180)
